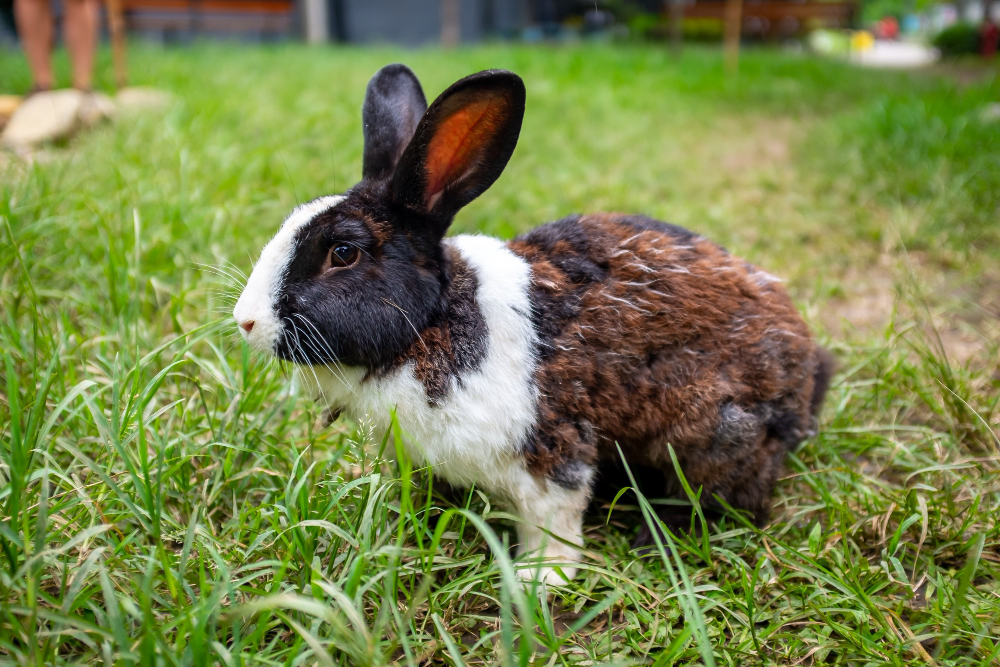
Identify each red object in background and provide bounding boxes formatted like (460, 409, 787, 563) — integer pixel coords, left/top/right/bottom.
(876, 16, 899, 40)
(983, 21, 1000, 57)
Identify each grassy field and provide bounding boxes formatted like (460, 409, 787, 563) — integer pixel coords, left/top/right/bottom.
(1, 43, 999, 665)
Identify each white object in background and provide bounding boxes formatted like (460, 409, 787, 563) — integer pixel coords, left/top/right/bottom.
(116, 87, 173, 113)
(1, 89, 112, 147)
(1, 90, 84, 147)
(851, 41, 939, 68)
(304, 0, 329, 43)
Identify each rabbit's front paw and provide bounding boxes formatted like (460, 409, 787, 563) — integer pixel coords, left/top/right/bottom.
(517, 563, 577, 587)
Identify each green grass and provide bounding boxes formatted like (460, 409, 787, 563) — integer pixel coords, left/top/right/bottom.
(2, 43, 999, 665)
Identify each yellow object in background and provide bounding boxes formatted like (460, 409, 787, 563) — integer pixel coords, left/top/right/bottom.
(0, 95, 22, 121)
(851, 30, 875, 52)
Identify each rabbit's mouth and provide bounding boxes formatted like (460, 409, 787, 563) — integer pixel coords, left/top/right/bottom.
(232, 278, 284, 358)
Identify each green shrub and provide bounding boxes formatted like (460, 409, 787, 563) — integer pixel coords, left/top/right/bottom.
(624, 14, 725, 43)
(683, 17, 725, 41)
(932, 22, 981, 55)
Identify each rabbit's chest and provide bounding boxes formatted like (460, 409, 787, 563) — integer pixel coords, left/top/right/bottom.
(306, 234, 541, 494)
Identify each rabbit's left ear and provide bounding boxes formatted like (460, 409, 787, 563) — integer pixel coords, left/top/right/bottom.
(362, 64, 428, 181)
(390, 69, 525, 234)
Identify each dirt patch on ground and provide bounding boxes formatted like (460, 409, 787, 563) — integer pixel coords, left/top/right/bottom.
(823, 262, 899, 333)
(670, 113, 804, 187)
(822, 253, 1000, 365)
(692, 115, 803, 178)
(922, 61, 1000, 88)
(718, 117, 798, 175)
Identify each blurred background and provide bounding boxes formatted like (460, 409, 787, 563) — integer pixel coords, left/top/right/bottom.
(1, 0, 999, 663)
(1, 0, 999, 56)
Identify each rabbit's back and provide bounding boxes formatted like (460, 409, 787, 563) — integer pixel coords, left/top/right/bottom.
(508, 214, 826, 520)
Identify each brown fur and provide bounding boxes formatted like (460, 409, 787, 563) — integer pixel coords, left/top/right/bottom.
(508, 213, 829, 523)
(380, 248, 489, 404)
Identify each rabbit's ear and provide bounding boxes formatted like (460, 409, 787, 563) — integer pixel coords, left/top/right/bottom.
(362, 64, 428, 181)
(390, 69, 525, 235)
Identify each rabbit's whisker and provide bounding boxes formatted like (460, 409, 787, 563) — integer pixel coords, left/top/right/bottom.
(285, 317, 331, 407)
(379, 297, 428, 353)
(193, 262, 247, 291)
(217, 256, 249, 282)
(293, 313, 356, 396)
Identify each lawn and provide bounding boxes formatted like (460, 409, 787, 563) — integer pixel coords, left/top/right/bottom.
(1, 43, 999, 665)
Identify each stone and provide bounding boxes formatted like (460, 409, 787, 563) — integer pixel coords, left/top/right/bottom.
(78, 92, 116, 127)
(116, 87, 172, 113)
(2, 89, 84, 147)
(1, 90, 83, 146)
(0, 89, 114, 147)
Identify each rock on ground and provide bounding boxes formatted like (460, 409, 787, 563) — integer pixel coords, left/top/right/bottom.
(116, 87, 173, 112)
(1, 89, 114, 148)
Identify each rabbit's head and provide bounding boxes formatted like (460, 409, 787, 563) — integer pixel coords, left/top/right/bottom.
(233, 65, 525, 370)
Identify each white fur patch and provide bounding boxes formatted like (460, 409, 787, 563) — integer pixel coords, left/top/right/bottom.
(752, 269, 783, 287)
(289, 232, 589, 581)
(514, 478, 591, 584)
(303, 234, 539, 493)
(234, 196, 344, 354)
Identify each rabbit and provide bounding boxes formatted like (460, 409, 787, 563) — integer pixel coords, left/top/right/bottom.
(233, 64, 834, 585)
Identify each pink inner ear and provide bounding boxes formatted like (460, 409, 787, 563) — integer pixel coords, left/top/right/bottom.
(423, 96, 507, 207)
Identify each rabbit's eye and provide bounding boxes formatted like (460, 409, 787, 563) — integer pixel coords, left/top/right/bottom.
(329, 244, 360, 269)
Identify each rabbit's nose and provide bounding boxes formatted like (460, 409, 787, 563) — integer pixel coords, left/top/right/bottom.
(240, 320, 255, 333)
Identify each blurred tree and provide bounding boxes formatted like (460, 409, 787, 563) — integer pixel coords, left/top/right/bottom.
(663, 0, 683, 54)
(441, 0, 459, 46)
(106, 0, 126, 86)
(985, 0, 998, 24)
(724, 0, 742, 69)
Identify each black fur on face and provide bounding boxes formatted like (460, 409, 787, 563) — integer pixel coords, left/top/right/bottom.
(273, 183, 449, 371)
(270, 63, 524, 372)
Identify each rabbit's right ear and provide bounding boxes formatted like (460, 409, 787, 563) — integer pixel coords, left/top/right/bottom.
(362, 64, 428, 181)
(389, 69, 525, 239)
